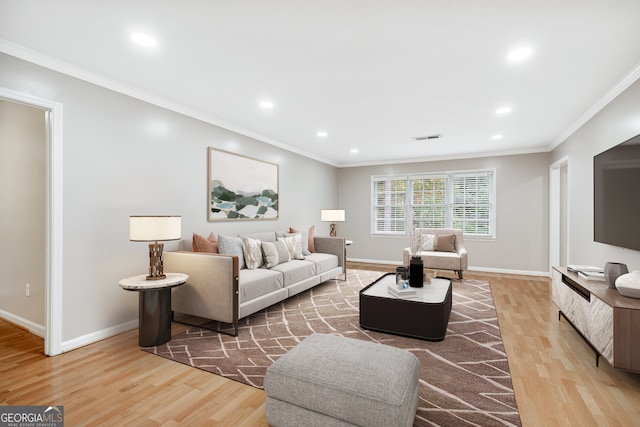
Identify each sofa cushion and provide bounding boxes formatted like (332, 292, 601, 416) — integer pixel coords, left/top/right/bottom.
(278, 234, 305, 260)
(435, 234, 456, 252)
(304, 253, 338, 275)
(192, 232, 218, 253)
(218, 234, 245, 269)
(241, 236, 263, 270)
(240, 231, 277, 243)
(262, 240, 291, 268)
(238, 268, 284, 303)
(271, 260, 316, 286)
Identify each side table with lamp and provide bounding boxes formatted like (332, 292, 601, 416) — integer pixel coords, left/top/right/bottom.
(120, 215, 186, 347)
(321, 209, 351, 279)
(321, 209, 345, 238)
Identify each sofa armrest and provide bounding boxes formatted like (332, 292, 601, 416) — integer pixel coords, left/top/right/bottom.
(314, 236, 345, 269)
(164, 251, 239, 325)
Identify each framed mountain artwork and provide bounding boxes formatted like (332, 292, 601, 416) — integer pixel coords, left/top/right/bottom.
(208, 148, 279, 221)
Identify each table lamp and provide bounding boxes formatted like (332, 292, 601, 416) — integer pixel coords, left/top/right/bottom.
(130, 215, 181, 280)
(321, 209, 345, 237)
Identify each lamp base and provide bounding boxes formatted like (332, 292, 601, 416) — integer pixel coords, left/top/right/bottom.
(147, 242, 166, 281)
(330, 223, 337, 237)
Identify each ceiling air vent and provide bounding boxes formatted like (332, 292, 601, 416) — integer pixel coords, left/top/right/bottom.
(414, 134, 442, 141)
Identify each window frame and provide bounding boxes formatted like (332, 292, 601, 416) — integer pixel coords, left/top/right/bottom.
(371, 169, 496, 238)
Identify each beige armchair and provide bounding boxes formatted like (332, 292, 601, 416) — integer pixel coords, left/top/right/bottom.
(402, 228, 468, 279)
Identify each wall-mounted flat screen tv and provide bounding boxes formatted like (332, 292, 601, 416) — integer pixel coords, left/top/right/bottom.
(594, 132, 640, 251)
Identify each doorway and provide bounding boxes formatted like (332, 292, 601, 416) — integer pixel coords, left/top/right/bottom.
(0, 87, 63, 356)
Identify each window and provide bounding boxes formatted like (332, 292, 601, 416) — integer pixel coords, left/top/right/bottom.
(371, 170, 495, 237)
(372, 178, 406, 234)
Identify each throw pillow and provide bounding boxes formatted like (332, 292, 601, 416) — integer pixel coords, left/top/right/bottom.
(435, 234, 456, 252)
(289, 226, 315, 253)
(421, 233, 436, 251)
(241, 236, 263, 270)
(278, 234, 305, 260)
(286, 230, 311, 256)
(262, 240, 291, 268)
(308, 225, 315, 252)
(217, 234, 246, 269)
(192, 232, 218, 253)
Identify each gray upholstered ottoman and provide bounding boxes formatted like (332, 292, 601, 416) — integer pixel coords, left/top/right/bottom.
(264, 333, 421, 427)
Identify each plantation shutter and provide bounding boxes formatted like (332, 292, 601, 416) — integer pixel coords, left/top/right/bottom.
(372, 176, 407, 234)
(451, 171, 494, 236)
(409, 176, 447, 228)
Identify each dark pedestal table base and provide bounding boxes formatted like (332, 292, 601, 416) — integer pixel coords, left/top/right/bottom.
(138, 288, 172, 347)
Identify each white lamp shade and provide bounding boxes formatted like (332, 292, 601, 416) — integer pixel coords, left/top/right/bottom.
(130, 216, 181, 242)
(321, 209, 345, 222)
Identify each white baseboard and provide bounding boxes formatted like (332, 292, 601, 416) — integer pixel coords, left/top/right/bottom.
(347, 257, 550, 278)
(0, 310, 45, 337)
(61, 319, 138, 353)
(348, 257, 404, 266)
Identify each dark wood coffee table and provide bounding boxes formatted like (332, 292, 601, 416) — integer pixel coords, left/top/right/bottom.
(359, 272, 452, 341)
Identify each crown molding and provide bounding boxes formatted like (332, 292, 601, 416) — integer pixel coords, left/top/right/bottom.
(549, 60, 640, 150)
(0, 39, 339, 167)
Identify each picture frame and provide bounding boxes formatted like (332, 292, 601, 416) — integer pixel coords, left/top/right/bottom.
(208, 148, 279, 221)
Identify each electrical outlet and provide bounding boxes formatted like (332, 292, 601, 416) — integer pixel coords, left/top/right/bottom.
(26, 283, 30, 297)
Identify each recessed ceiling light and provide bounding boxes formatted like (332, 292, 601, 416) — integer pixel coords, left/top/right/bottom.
(507, 47, 532, 62)
(317, 131, 328, 137)
(350, 149, 359, 154)
(259, 101, 274, 109)
(496, 107, 512, 115)
(131, 33, 157, 47)
(491, 134, 503, 140)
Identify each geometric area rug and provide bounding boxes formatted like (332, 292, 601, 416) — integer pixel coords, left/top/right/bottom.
(143, 269, 521, 426)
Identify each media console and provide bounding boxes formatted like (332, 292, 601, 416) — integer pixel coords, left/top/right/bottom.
(552, 267, 640, 373)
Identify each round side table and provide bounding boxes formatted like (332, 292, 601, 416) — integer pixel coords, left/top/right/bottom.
(119, 273, 188, 347)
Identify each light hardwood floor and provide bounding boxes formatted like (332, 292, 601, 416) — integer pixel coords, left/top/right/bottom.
(2, 265, 640, 426)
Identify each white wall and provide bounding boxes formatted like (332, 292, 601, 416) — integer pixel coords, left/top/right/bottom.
(0, 53, 338, 346)
(337, 152, 550, 275)
(551, 78, 640, 270)
(0, 100, 46, 330)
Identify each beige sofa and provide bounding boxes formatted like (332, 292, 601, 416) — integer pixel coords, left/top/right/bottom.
(164, 231, 345, 336)
(403, 228, 467, 279)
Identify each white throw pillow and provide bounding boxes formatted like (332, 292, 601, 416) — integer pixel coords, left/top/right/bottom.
(241, 236, 263, 270)
(278, 234, 305, 260)
(421, 234, 436, 251)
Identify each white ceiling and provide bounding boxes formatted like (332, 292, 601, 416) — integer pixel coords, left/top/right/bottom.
(2, 1, 640, 167)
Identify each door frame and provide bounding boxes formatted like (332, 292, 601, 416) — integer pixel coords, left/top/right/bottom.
(549, 155, 569, 272)
(0, 87, 63, 356)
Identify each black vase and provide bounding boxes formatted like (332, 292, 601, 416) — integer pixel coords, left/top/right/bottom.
(604, 262, 628, 289)
(409, 257, 424, 288)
